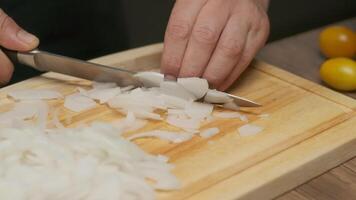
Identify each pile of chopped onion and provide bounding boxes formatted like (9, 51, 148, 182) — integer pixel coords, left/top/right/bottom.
(0, 72, 265, 199)
(0, 123, 178, 200)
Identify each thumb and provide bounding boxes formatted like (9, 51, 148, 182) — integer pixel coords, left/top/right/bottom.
(0, 8, 39, 51)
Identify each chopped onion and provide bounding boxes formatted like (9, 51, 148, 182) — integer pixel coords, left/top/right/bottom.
(0, 124, 179, 199)
(112, 111, 148, 132)
(214, 111, 242, 119)
(92, 81, 117, 89)
(214, 111, 248, 122)
(184, 101, 213, 120)
(204, 89, 233, 104)
(166, 115, 200, 131)
(222, 101, 240, 111)
(199, 127, 220, 138)
(0, 75, 266, 199)
(8, 89, 62, 100)
(88, 88, 121, 104)
(160, 81, 197, 101)
(52, 108, 65, 129)
(134, 72, 164, 88)
(177, 77, 209, 99)
(128, 130, 193, 143)
(64, 93, 97, 112)
(0, 101, 47, 128)
(160, 94, 187, 109)
(238, 124, 264, 137)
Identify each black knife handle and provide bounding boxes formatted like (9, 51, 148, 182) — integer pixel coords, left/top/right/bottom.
(0, 47, 18, 63)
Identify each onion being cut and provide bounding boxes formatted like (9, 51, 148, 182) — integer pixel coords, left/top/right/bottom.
(159, 81, 197, 101)
(134, 71, 164, 88)
(177, 77, 209, 99)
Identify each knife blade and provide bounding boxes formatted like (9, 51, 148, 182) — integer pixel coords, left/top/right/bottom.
(2, 48, 143, 87)
(1, 48, 261, 107)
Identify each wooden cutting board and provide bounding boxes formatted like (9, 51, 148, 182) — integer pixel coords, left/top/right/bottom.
(1, 43, 355, 200)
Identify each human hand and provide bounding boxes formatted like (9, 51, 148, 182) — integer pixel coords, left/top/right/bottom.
(161, 0, 270, 91)
(0, 9, 39, 85)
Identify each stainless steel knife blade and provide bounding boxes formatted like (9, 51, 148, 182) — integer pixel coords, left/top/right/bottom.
(8, 49, 143, 87)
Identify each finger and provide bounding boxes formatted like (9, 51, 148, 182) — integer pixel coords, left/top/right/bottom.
(161, 0, 208, 77)
(0, 8, 39, 51)
(218, 23, 269, 91)
(178, 0, 230, 78)
(202, 13, 250, 88)
(0, 50, 14, 85)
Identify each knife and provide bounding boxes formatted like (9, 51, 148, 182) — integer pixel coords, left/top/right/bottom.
(1, 48, 143, 87)
(1, 48, 261, 107)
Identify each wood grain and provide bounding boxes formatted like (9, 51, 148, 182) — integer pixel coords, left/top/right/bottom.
(1, 44, 356, 200)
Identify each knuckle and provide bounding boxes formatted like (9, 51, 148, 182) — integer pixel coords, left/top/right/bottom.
(217, 39, 243, 58)
(192, 25, 219, 44)
(0, 10, 12, 33)
(204, 74, 223, 87)
(167, 19, 191, 40)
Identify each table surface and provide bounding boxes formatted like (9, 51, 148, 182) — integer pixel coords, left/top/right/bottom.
(257, 17, 356, 200)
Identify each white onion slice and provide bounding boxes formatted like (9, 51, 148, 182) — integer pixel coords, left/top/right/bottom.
(204, 89, 233, 104)
(134, 72, 164, 88)
(121, 85, 135, 92)
(184, 101, 213, 120)
(214, 112, 242, 119)
(112, 111, 148, 132)
(8, 89, 62, 100)
(177, 77, 209, 99)
(214, 111, 248, 122)
(199, 127, 220, 138)
(92, 81, 117, 89)
(0, 101, 47, 127)
(52, 108, 65, 129)
(36, 101, 49, 130)
(238, 124, 264, 137)
(160, 81, 197, 101)
(118, 109, 162, 121)
(88, 88, 121, 104)
(128, 130, 193, 143)
(166, 115, 200, 131)
(167, 109, 185, 115)
(160, 94, 188, 109)
(222, 101, 240, 111)
(64, 93, 97, 112)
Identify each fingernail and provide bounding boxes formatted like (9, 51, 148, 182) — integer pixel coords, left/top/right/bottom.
(164, 74, 177, 81)
(17, 30, 38, 45)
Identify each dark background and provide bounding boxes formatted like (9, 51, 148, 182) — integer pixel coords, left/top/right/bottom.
(1, 0, 356, 83)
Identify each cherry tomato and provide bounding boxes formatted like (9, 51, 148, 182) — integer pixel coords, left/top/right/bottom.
(320, 57, 356, 91)
(319, 26, 355, 58)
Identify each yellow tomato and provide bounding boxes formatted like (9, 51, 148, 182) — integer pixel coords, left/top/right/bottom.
(319, 26, 355, 58)
(320, 58, 356, 91)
